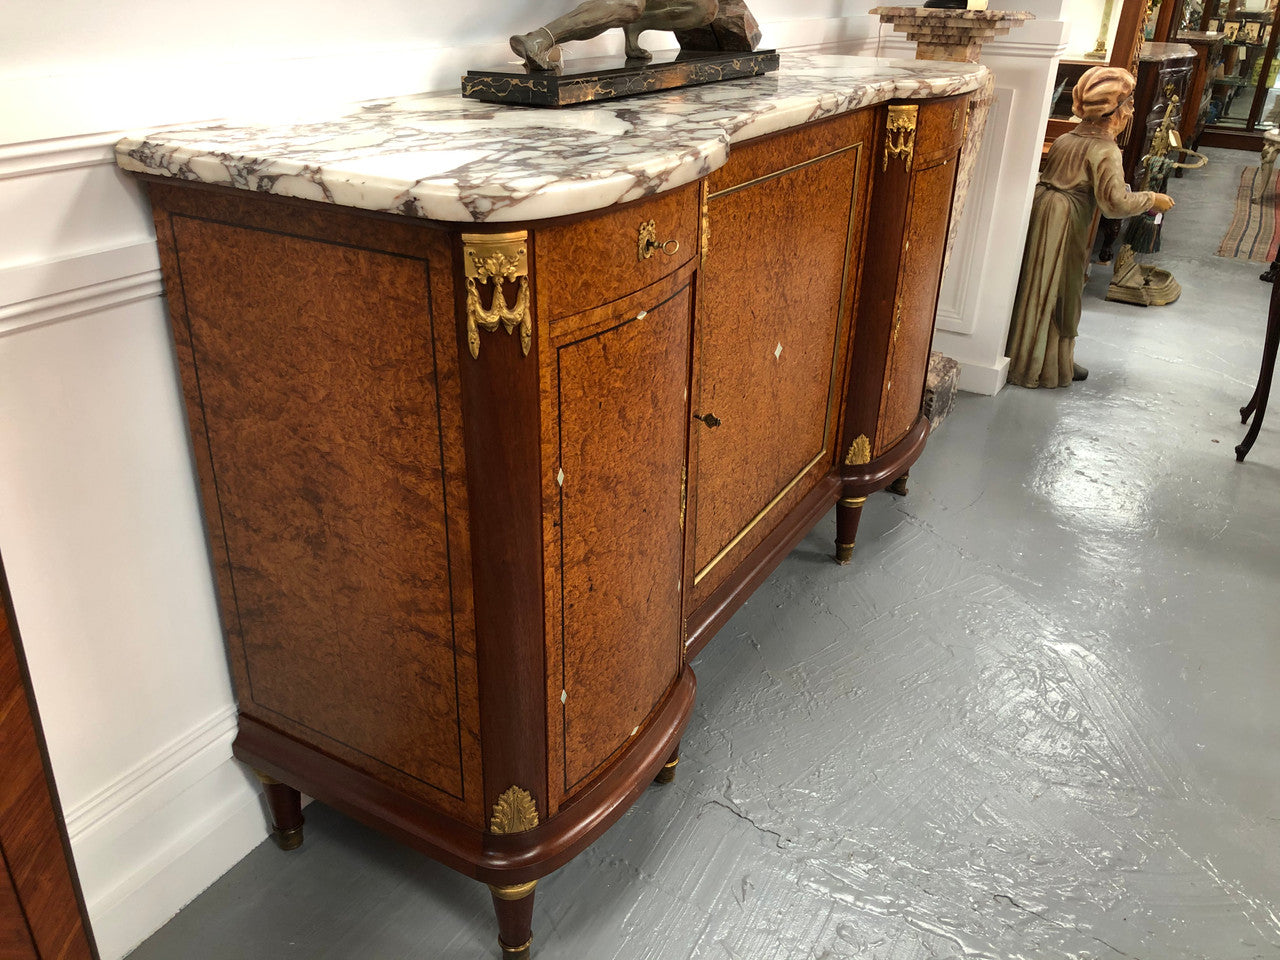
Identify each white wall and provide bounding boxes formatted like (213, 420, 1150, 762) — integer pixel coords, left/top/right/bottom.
(0, 5, 878, 958)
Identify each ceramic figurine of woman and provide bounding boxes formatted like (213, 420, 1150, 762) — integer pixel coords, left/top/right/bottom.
(1006, 66, 1175, 388)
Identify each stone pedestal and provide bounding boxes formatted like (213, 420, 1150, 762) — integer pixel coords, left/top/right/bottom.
(869, 8, 1035, 63)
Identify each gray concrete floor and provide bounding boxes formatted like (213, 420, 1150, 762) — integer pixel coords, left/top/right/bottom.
(128, 148, 1280, 960)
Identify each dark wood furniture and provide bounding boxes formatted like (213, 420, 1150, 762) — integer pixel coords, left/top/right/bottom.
(1173, 30, 1226, 165)
(1098, 42, 1195, 261)
(1238, 261, 1280, 461)
(136, 92, 969, 958)
(1121, 43, 1196, 181)
(0, 552, 99, 960)
(1180, 0, 1280, 146)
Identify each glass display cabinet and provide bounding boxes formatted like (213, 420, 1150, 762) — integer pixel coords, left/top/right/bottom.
(1157, 0, 1280, 144)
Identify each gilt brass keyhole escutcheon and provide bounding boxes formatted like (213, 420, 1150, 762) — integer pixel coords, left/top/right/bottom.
(694, 412, 721, 428)
(639, 220, 680, 260)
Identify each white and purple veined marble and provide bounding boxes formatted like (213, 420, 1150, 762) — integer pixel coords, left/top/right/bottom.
(115, 54, 988, 224)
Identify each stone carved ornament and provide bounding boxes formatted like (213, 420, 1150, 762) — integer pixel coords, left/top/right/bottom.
(510, 0, 762, 71)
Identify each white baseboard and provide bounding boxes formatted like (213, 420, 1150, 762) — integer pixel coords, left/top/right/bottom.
(63, 706, 272, 960)
(956, 355, 1010, 395)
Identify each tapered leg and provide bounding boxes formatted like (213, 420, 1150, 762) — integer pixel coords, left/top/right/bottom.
(886, 471, 910, 497)
(489, 881, 537, 959)
(835, 495, 866, 564)
(654, 743, 680, 784)
(1237, 278, 1280, 461)
(255, 772, 305, 851)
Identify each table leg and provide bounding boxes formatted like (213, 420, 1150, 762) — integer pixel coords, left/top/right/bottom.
(1237, 278, 1280, 461)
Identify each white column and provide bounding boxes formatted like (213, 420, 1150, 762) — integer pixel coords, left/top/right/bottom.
(872, 0, 1070, 394)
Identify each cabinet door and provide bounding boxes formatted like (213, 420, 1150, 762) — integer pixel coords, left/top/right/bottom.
(542, 268, 693, 804)
(154, 194, 482, 825)
(876, 156, 960, 452)
(690, 112, 871, 604)
(845, 97, 966, 462)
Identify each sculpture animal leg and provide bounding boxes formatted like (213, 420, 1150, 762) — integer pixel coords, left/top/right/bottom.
(623, 23, 654, 60)
(511, 1, 646, 68)
(625, 0, 719, 58)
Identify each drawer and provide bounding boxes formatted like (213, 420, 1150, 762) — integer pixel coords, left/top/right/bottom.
(911, 95, 969, 167)
(535, 182, 699, 322)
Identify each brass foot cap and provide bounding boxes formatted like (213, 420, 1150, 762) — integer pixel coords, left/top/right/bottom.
(500, 936, 531, 959)
(273, 826, 304, 851)
(654, 757, 679, 784)
(835, 543, 855, 564)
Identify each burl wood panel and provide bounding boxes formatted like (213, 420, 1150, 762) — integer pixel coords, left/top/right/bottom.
(691, 117, 869, 597)
(845, 97, 964, 463)
(169, 214, 477, 814)
(536, 183, 699, 321)
(876, 157, 959, 453)
(0, 563, 96, 960)
(553, 279, 691, 794)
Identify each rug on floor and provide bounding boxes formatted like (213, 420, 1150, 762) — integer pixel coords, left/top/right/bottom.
(1217, 166, 1280, 263)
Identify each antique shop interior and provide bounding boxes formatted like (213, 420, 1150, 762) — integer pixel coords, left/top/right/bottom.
(2, 0, 1279, 957)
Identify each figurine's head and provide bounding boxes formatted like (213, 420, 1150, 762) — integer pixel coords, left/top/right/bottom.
(1072, 66, 1137, 130)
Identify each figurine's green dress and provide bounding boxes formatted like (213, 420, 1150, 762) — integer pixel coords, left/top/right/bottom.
(1006, 125, 1155, 388)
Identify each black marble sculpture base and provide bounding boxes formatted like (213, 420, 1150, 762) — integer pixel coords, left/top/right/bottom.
(462, 49, 780, 108)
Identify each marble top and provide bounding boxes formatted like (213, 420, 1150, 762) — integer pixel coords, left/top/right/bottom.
(1140, 41, 1198, 61)
(114, 54, 987, 224)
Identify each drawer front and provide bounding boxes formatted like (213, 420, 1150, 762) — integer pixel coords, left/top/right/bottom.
(535, 182, 699, 321)
(912, 95, 969, 167)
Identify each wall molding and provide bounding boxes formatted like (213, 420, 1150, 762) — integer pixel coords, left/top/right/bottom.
(0, 134, 119, 180)
(0, 241, 163, 337)
(64, 705, 238, 841)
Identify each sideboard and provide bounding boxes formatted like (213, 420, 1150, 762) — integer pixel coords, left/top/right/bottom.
(115, 53, 987, 958)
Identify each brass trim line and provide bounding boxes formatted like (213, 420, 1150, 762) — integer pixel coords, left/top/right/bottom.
(699, 179, 710, 266)
(694, 448, 827, 585)
(489, 880, 538, 901)
(709, 142, 862, 200)
(838, 496, 867, 508)
(500, 938, 533, 956)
